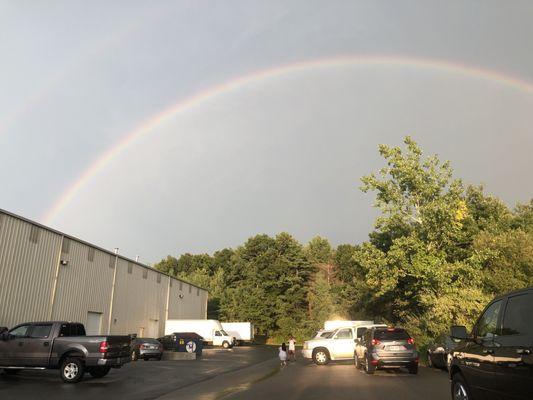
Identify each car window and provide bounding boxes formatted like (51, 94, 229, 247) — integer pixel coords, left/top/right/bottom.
(356, 327, 367, 339)
(321, 331, 333, 338)
(215, 331, 221, 336)
(335, 328, 353, 339)
(502, 294, 533, 336)
(374, 329, 410, 341)
(30, 324, 52, 338)
(475, 300, 502, 339)
(9, 325, 31, 337)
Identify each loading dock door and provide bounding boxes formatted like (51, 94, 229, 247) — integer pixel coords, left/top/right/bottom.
(86, 312, 103, 335)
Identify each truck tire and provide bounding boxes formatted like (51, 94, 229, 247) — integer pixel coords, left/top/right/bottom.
(312, 348, 329, 365)
(60, 357, 85, 383)
(451, 373, 472, 400)
(222, 341, 230, 349)
(88, 366, 111, 378)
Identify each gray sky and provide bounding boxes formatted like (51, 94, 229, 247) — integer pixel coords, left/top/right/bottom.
(1, 0, 532, 263)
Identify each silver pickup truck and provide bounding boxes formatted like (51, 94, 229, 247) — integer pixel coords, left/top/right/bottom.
(0, 321, 131, 383)
(302, 323, 387, 365)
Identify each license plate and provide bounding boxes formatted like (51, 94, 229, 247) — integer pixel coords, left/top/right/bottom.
(388, 345, 405, 351)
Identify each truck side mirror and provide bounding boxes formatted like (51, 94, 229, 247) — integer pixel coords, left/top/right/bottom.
(450, 326, 468, 340)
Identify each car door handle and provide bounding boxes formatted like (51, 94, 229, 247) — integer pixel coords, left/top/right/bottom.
(517, 348, 531, 355)
(483, 349, 494, 355)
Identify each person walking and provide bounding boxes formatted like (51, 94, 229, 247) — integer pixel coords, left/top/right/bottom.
(279, 342, 288, 366)
(288, 335, 296, 361)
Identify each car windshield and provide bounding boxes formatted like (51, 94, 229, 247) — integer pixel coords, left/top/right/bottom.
(220, 330, 228, 336)
(321, 331, 333, 338)
(374, 329, 410, 341)
(139, 338, 160, 344)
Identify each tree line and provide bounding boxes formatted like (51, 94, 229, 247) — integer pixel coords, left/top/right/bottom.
(155, 137, 533, 345)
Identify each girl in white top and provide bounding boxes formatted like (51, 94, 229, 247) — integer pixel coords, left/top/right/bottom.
(279, 342, 287, 366)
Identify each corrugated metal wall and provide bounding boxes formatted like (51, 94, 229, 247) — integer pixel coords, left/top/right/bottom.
(0, 214, 60, 327)
(0, 210, 208, 337)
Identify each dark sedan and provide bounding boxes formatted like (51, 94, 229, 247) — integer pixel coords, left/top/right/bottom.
(427, 334, 459, 370)
(131, 338, 163, 361)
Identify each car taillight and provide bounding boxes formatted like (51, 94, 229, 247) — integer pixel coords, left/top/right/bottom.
(407, 338, 414, 345)
(99, 341, 109, 353)
(371, 339, 381, 346)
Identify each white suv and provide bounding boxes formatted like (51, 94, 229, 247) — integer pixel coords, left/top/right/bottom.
(302, 324, 387, 365)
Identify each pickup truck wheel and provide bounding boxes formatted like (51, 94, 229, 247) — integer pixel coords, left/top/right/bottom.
(312, 348, 329, 365)
(60, 357, 85, 383)
(88, 366, 111, 378)
(222, 341, 230, 349)
(451, 373, 471, 400)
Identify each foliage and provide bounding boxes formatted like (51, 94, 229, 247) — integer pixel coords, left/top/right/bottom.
(155, 137, 532, 345)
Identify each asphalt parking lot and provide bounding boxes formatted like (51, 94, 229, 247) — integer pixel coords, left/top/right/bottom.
(0, 347, 451, 400)
(0, 346, 275, 400)
(227, 356, 451, 400)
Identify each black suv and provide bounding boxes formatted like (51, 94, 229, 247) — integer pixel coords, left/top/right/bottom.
(449, 287, 533, 400)
(354, 327, 419, 374)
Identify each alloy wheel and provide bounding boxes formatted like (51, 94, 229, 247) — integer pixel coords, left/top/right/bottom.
(315, 351, 327, 364)
(453, 382, 469, 400)
(64, 363, 79, 380)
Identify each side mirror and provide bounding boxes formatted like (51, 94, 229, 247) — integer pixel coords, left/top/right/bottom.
(450, 325, 468, 340)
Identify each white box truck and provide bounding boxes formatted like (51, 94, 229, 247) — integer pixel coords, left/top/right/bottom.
(165, 319, 236, 348)
(221, 322, 254, 345)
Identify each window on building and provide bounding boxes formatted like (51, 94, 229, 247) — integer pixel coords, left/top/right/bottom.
(29, 225, 40, 244)
(502, 294, 533, 336)
(87, 247, 95, 262)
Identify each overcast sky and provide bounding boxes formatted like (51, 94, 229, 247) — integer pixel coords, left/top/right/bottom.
(1, 0, 532, 263)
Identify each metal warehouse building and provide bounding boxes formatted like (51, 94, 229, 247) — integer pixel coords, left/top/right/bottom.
(0, 208, 208, 337)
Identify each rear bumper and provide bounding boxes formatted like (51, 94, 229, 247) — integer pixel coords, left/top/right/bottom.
(372, 354, 418, 368)
(139, 349, 162, 358)
(95, 356, 131, 367)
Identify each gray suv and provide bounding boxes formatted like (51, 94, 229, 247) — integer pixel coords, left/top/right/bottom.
(354, 327, 419, 374)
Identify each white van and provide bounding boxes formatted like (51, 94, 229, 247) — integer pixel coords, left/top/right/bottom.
(221, 322, 254, 345)
(165, 319, 236, 348)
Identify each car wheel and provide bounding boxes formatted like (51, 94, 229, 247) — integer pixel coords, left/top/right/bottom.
(131, 351, 138, 361)
(427, 352, 433, 368)
(408, 364, 418, 375)
(222, 341, 230, 349)
(364, 354, 375, 374)
(60, 357, 85, 383)
(88, 366, 111, 378)
(451, 373, 472, 400)
(312, 348, 329, 365)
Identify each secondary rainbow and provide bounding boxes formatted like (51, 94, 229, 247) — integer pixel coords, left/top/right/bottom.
(42, 54, 533, 225)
